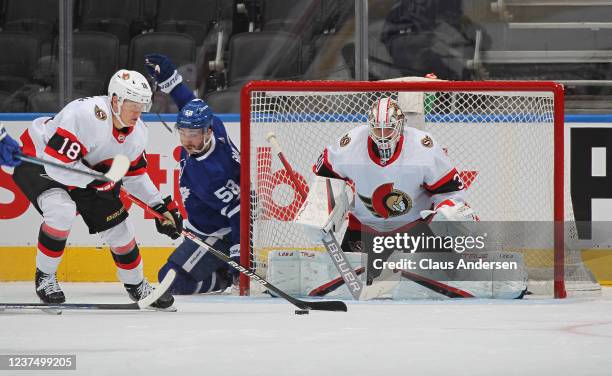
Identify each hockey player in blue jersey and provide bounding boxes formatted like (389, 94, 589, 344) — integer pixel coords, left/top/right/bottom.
(145, 54, 241, 294)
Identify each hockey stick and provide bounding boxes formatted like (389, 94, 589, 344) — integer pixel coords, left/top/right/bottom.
(120, 188, 347, 312)
(266, 132, 365, 300)
(154, 109, 174, 134)
(17, 153, 130, 183)
(0, 269, 177, 313)
(145, 61, 174, 134)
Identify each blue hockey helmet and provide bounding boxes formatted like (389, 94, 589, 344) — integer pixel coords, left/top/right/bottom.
(176, 99, 213, 131)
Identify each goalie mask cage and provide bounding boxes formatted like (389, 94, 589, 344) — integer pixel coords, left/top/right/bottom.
(240, 80, 600, 299)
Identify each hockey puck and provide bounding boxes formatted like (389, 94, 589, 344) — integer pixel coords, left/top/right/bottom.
(294, 309, 310, 315)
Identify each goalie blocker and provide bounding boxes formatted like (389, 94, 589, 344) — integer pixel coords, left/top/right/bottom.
(290, 176, 527, 299)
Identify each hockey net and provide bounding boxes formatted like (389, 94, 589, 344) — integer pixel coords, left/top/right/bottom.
(239, 80, 601, 299)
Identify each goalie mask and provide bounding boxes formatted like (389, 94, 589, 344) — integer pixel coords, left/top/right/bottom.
(368, 97, 405, 163)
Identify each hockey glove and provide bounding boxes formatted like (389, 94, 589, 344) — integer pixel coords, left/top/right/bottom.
(420, 199, 478, 222)
(152, 196, 184, 239)
(88, 179, 122, 199)
(420, 199, 479, 245)
(89, 179, 116, 192)
(228, 244, 241, 283)
(0, 125, 22, 167)
(144, 53, 183, 93)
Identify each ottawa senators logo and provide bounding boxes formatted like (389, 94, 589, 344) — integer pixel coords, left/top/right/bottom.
(94, 105, 107, 121)
(358, 183, 412, 218)
(421, 135, 433, 148)
(339, 134, 351, 147)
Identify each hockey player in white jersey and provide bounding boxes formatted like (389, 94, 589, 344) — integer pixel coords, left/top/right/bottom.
(312, 97, 477, 283)
(11, 70, 182, 308)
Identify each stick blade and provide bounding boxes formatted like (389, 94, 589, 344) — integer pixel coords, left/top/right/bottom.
(137, 269, 176, 309)
(301, 300, 348, 312)
(104, 154, 130, 182)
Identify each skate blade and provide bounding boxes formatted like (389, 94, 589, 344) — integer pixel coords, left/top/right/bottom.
(38, 298, 63, 315)
(41, 307, 63, 315)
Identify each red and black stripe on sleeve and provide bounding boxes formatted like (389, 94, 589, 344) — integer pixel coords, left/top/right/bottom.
(423, 168, 463, 195)
(44, 128, 88, 163)
(312, 149, 343, 179)
(125, 152, 148, 176)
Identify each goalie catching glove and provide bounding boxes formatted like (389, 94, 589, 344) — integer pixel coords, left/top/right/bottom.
(152, 196, 184, 239)
(295, 176, 353, 242)
(420, 199, 478, 222)
(420, 199, 479, 242)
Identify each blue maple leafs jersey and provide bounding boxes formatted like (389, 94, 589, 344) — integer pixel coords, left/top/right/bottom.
(178, 116, 240, 251)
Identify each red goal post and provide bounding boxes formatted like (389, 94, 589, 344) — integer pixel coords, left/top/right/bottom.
(240, 80, 572, 298)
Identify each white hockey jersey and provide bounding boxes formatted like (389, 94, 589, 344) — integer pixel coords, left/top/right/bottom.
(20, 96, 162, 205)
(314, 125, 465, 233)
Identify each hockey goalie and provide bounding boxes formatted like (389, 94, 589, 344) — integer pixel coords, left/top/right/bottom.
(266, 96, 528, 300)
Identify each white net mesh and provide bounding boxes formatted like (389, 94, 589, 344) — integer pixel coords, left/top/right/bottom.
(242, 82, 600, 298)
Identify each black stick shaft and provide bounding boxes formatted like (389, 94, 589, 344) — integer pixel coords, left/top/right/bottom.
(18, 154, 111, 182)
(1, 302, 139, 310)
(122, 188, 347, 312)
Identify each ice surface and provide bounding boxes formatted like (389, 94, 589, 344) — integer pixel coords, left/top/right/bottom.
(1, 283, 612, 376)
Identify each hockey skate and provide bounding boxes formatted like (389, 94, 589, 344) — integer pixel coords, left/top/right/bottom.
(124, 278, 175, 311)
(35, 269, 66, 304)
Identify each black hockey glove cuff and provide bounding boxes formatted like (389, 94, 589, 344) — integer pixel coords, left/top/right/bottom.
(88, 179, 122, 199)
(152, 196, 184, 239)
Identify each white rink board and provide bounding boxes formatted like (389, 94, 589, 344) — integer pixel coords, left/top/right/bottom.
(2, 119, 612, 246)
(0, 120, 240, 246)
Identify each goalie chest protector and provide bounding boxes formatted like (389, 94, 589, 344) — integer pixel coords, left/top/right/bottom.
(317, 125, 463, 232)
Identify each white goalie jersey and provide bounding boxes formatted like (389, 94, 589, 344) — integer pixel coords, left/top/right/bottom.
(313, 124, 466, 233)
(20, 95, 162, 205)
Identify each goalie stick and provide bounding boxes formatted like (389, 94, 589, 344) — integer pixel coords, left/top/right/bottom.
(120, 188, 347, 312)
(17, 153, 130, 183)
(0, 269, 177, 313)
(266, 132, 365, 300)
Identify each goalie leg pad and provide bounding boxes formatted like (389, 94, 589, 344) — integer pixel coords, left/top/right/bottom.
(266, 249, 527, 300)
(266, 250, 366, 299)
(391, 251, 528, 299)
